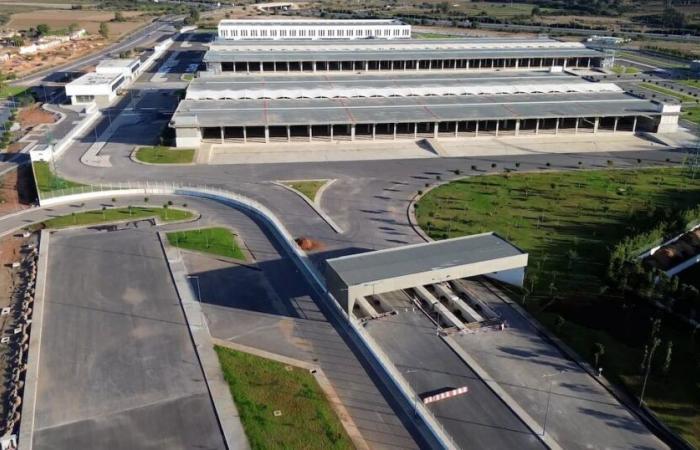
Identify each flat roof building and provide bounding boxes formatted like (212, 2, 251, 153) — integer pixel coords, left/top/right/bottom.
(95, 57, 142, 80)
(64, 72, 125, 107)
(171, 71, 678, 147)
(217, 19, 410, 41)
(325, 232, 528, 314)
(203, 37, 613, 74)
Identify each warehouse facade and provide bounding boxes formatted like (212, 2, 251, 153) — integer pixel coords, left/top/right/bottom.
(170, 23, 679, 148)
(203, 38, 614, 74)
(217, 19, 411, 41)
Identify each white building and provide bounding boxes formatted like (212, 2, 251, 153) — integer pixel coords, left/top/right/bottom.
(95, 58, 142, 80)
(217, 19, 411, 41)
(64, 72, 126, 106)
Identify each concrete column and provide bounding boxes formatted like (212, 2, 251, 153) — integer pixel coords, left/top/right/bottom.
(243, 126, 247, 143)
(287, 125, 291, 141)
(495, 121, 499, 137)
(528, 58, 531, 68)
(632, 117, 637, 133)
(555, 118, 559, 135)
(535, 119, 539, 135)
(365, 61, 369, 71)
(587, 58, 591, 69)
(264, 125, 269, 143)
(515, 59, 519, 69)
(514, 119, 520, 136)
(351, 124, 355, 141)
(313, 61, 317, 72)
(563, 58, 567, 69)
(260, 62, 263, 72)
(433, 122, 438, 139)
(575, 118, 579, 134)
(441, 60, 445, 70)
(273, 62, 276, 72)
(246, 62, 250, 73)
(416, 60, 420, 71)
(330, 124, 334, 141)
(372, 123, 376, 140)
(393, 123, 397, 140)
(308, 125, 313, 142)
(475, 121, 479, 137)
(455, 122, 459, 138)
(403, 60, 407, 71)
(414, 122, 418, 139)
(593, 117, 599, 133)
(466, 60, 470, 69)
(613, 117, 618, 133)
(220, 127, 224, 144)
(232, 63, 235, 73)
(540, 59, 543, 68)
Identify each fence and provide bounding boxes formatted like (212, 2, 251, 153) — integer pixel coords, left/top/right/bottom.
(37, 181, 459, 449)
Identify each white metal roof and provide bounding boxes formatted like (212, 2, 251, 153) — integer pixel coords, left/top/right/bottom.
(96, 58, 139, 69)
(66, 72, 122, 87)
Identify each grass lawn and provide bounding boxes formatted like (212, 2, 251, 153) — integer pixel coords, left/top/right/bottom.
(416, 167, 700, 446)
(617, 51, 688, 69)
(167, 227, 244, 260)
(284, 180, 327, 203)
(214, 346, 353, 450)
(415, 32, 460, 39)
(639, 82, 697, 103)
(679, 79, 700, 89)
(134, 146, 194, 164)
(32, 161, 85, 193)
(0, 85, 27, 99)
(682, 106, 700, 124)
(611, 65, 639, 75)
(36, 206, 192, 229)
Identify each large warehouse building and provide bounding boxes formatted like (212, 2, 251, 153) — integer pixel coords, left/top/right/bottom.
(217, 19, 411, 41)
(170, 20, 680, 148)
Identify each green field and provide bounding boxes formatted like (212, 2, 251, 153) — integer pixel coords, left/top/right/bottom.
(167, 227, 244, 260)
(617, 51, 688, 69)
(682, 106, 700, 124)
(679, 79, 700, 89)
(134, 146, 194, 164)
(611, 65, 639, 75)
(416, 167, 700, 446)
(640, 82, 697, 103)
(32, 161, 85, 193)
(0, 86, 28, 99)
(35, 206, 193, 229)
(284, 180, 327, 203)
(214, 346, 353, 450)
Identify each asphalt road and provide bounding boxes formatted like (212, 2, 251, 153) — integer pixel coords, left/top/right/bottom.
(35, 226, 226, 450)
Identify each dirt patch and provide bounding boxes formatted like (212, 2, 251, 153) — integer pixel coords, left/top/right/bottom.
(0, 166, 36, 214)
(18, 104, 57, 130)
(646, 229, 700, 271)
(1, 36, 108, 77)
(7, 10, 147, 36)
(295, 236, 325, 251)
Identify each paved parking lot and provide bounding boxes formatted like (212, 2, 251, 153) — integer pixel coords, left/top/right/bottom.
(33, 227, 225, 450)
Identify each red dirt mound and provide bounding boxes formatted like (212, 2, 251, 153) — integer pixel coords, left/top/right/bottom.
(295, 237, 325, 251)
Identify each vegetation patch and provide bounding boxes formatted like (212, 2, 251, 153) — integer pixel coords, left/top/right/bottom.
(416, 166, 700, 446)
(611, 65, 639, 75)
(32, 161, 85, 193)
(167, 227, 244, 260)
(214, 346, 352, 450)
(35, 206, 192, 229)
(640, 82, 697, 103)
(0, 86, 27, 100)
(134, 146, 194, 164)
(682, 106, 700, 124)
(283, 180, 328, 203)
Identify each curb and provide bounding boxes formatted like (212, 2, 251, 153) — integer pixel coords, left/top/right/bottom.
(272, 180, 344, 234)
(211, 338, 370, 450)
(157, 232, 251, 450)
(442, 335, 562, 450)
(18, 230, 49, 450)
(129, 147, 196, 166)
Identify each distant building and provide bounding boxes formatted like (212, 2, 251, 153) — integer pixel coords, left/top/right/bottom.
(217, 19, 411, 41)
(64, 72, 126, 106)
(585, 35, 628, 46)
(96, 58, 142, 81)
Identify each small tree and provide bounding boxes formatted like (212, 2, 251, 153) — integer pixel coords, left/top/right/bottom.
(593, 342, 605, 368)
(114, 11, 126, 22)
(36, 24, 50, 36)
(554, 315, 565, 332)
(607, 159, 614, 167)
(471, 165, 477, 171)
(101, 206, 107, 220)
(515, 162, 520, 169)
(163, 203, 168, 220)
(99, 22, 109, 39)
(68, 23, 79, 33)
(144, 197, 149, 203)
(111, 197, 117, 204)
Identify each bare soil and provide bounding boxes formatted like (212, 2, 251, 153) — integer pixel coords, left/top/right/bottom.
(0, 166, 36, 214)
(7, 9, 147, 36)
(18, 104, 56, 130)
(1, 36, 108, 77)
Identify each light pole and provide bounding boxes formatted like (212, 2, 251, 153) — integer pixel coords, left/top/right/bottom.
(542, 369, 566, 438)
